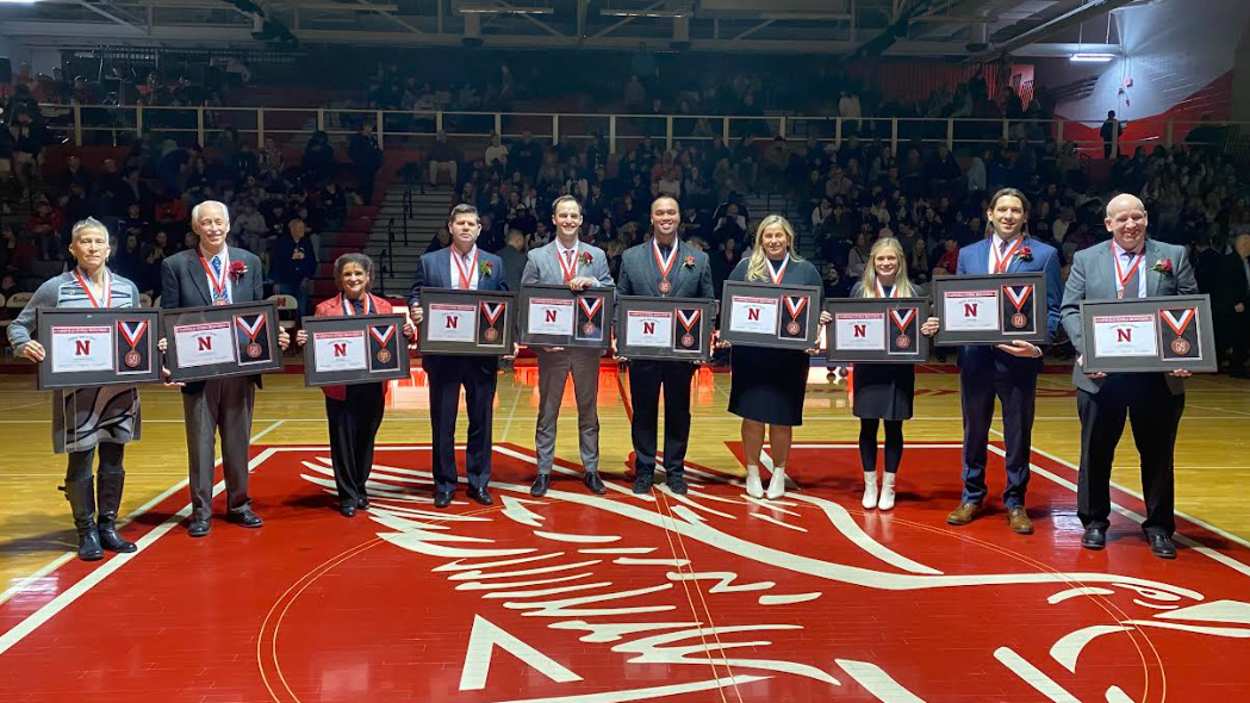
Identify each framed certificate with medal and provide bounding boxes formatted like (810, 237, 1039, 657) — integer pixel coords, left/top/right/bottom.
(931, 272, 1049, 346)
(824, 298, 931, 364)
(719, 280, 822, 350)
(615, 296, 718, 362)
(161, 301, 283, 382)
(415, 288, 515, 356)
(35, 308, 163, 390)
(302, 313, 411, 386)
(1079, 295, 1217, 373)
(517, 284, 614, 349)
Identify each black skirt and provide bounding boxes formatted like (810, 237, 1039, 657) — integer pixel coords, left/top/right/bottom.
(728, 345, 810, 426)
(851, 363, 916, 421)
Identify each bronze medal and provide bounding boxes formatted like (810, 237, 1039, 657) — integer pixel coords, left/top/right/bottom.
(124, 350, 141, 368)
(895, 334, 911, 350)
(658, 279, 672, 295)
(246, 342, 263, 359)
(680, 334, 695, 348)
(1011, 312, 1028, 329)
(484, 327, 498, 342)
(582, 322, 597, 336)
(786, 321, 801, 336)
(1171, 337, 1190, 355)
(376, 348, 392, 364)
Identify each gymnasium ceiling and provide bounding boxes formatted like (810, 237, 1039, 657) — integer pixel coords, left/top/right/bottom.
(0, 0, 1130, 58)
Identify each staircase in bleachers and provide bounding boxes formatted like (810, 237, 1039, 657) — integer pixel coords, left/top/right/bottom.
(370, 185, 453, 299)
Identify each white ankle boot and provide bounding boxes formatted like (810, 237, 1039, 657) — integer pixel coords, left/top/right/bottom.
(862, 471, 879, 509)
(745, 465, 764, 499)
(878, 473, 896, 511)
(766, 466, 787, 500)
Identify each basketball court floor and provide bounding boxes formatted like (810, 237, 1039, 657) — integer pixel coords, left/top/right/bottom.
(1, 364, 1249, 701)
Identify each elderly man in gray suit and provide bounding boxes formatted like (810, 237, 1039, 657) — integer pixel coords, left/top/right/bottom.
(161, 200, 289, 537)
(521, 195, 615, 497)
(617, 195, 715, 495)
(1060, 193, 1196, 559)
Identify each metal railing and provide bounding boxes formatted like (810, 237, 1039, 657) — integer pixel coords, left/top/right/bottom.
(35, 103, 1250, 161)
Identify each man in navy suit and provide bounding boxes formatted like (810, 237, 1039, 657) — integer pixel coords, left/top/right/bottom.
(1060, 193, 1196, 558)
(947, 188, 1062, 535)
(161, 200, 290, 537)
(616, 196, 715, 495)
(409, 204, 508, 508)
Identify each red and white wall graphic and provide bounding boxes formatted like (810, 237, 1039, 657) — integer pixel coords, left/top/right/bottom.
(1, 442, 1249, 701)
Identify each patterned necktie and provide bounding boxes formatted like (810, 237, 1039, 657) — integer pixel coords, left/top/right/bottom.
(564, 250, 574, 266)
(1122, 252, 1140, 299)
(211, 256, 225, 302)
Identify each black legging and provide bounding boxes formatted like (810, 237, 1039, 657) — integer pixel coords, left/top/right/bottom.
(858, 418, 904, 474)
(66, 443, 125, 482)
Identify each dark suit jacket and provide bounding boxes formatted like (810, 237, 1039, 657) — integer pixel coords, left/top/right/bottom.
(1216, 252, 1250, 314)
(617, 238, 715, 300)
(408, 246, 507, 372)
(954, 235, 1063, 374)
(160, 246, 266, 394)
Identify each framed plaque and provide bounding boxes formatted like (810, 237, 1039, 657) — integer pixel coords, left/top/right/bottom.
(825, 298, 931, 364)
(1079, 295, 1217, 373)
(302, 313, 411, 387)
(719, 280, 822, 350)
(931, 272, 1048, 346)
(35, 307, 162, 390)
(161, 301, 282, 382)
(415, 288, 515, 356)
(517, 284, 614, 349)
(615, 295, 718, 362)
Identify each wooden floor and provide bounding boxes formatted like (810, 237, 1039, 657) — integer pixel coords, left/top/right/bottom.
(2, 362, 1249, 700)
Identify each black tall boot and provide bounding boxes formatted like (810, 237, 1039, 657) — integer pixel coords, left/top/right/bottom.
(96, 469, 136, 553)
(64, 477, 104, 561)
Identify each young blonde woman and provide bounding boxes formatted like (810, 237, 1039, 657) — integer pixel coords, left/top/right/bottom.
(724, 215, 831, 500)
(849, 237, 940, 510)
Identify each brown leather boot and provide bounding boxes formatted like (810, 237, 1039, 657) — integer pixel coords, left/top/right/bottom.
(946, 502, 982, 526)
(1007, 506, 1034, 535)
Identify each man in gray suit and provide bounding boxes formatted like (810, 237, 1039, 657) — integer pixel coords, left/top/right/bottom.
(161, 200, 289, 537)
(617, 195, 715, 495)
(521, 195, 615, 497)
(1060, 193, 1196, 559)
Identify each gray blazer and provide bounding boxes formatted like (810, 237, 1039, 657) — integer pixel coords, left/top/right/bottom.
(617, 238, 715, 300)
(520, 239, 615, 289)
(1060, 238, 1198, 395)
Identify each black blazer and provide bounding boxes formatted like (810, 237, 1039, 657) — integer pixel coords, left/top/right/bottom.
(160, 246, 267, 394)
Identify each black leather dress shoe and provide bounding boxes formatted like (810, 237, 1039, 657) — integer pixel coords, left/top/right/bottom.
(434, 491, 454, 508)
(530, 474, 550, 497)
(226, 508, 263, 528)
(187, 520, 211, 538)
(583, 472, 606, 495)
(1148, 532, 1177, 559)
(339, 503, 357, 518)
(632, 474, 654, 495)
(467, 486, 493, 506)
(1081, 526, 1106, 550)
(666, 474, 688, 495)
(356, 496, 370, 509)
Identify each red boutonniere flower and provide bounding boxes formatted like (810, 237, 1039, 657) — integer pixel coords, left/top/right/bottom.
(683, 255, 696, 269)
(479, 261, 493, 277)
(228, 260, 247, 280)
(1016, 246, 1033, 263)
(579, 251, 593, 266)
(1152, 259, 1173, 275)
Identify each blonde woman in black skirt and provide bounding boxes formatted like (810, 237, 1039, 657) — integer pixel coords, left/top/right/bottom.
(725, 215, 831, 500)
(850, 237, 939, 510)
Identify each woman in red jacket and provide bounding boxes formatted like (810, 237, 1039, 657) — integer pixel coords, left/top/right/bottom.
(297, 253, 414, 517)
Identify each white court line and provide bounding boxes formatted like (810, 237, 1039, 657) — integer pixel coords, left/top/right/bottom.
(0, 421, 283, 652)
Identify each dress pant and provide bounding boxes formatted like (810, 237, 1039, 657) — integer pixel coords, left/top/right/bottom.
(425, 355, 497, 494)
(182, 376, 255, 521)
(959, 352, 1038, 508)
(1077, 374, 1184, 536)
(325, 383, 385, 506)
(628, 359, 695, 478)
(535, 348, 601, 475)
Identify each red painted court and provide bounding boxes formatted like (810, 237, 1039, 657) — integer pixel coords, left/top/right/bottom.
(2, 441, 1248, 702)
